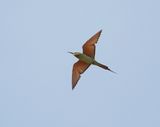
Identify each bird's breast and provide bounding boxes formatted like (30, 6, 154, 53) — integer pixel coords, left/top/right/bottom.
(77, 54, 94, 64)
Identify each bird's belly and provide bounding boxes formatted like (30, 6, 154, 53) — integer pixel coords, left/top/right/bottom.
(78, 55, 94, 64)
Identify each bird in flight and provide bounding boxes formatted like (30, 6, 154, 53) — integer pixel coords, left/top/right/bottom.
(69, 30, 115, 89)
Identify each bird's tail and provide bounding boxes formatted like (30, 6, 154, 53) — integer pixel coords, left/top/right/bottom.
(94, 61, 116, 74)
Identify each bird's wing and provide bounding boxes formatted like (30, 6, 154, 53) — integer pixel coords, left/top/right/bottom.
(82, 30, 102, 58)
(72, 60, 90, 89)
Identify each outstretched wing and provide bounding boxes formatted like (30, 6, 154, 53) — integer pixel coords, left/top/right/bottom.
(72, 60, 90, 89)
(82, 30, 102, 58)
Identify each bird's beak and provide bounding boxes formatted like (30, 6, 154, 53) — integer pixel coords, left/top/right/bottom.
(68, 52, 74, 55)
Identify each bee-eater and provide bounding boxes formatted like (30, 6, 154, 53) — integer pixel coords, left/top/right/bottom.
(69, 30, 115, 89)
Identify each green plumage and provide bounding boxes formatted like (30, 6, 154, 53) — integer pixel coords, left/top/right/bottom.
(74, 52, 111, 71)
(75, 53, 94, 64)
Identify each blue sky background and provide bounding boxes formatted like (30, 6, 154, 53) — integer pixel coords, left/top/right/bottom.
(0, 0, 160, 127)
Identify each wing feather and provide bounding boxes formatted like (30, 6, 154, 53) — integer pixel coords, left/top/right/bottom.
(82, 30, 102, 58)
(72, 60, 90, 89)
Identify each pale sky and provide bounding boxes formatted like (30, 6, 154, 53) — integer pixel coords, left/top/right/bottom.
(0, 0, 160, 127)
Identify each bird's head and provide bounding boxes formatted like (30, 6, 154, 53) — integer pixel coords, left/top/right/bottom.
(68, 52, 81, 57)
